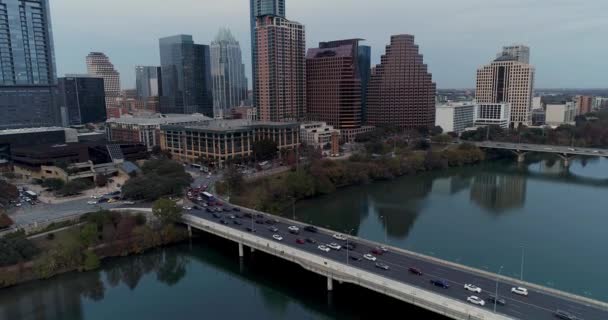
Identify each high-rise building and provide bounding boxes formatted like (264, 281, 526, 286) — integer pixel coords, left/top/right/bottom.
(210, 28, 248, 118)
(367, 35, 436, 129)
(57, 75, 106, 126)
(250, 0, 286, 107)
(306, 39, 364, 130)
(159, 35, 213, 116)
(476, 46, 535, 127)
(0, 0, 59, 129)
(135, 66, 162, 99)
(498, 44, 530, 64)
(358, 45, 371, 123)
(574, 95, 593, 115)
(255, 15, 306, 122)
(86, 52, 121, 109)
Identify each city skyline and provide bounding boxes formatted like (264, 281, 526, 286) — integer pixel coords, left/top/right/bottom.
(49, 0, 607, 89)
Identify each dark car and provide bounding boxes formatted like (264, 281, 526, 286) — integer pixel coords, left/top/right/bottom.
(408, 267, 423, 276)
(265, 219, 275, 225)
(487, 295, 506, 306)
(554, 310, 579, 320)
(269, 226, 279, 232)
(232, 207, 241, 212)
(246, 227, 257, 233)
(305, 238, 317, 244)
(219, 219, 228, 225)
(206, 208, 213, 213)
(233, 220, 243, 226)
(350, 256, 363, 261)
(193, 205, 200, 210)
(97, 198, 109, 203)
(371, 248, 383, 255)
(375, 262, 390, 270)
(296, 238, 305, 244)
(212, 213, 221, 219)
(244, 213, 253, 219)
(304, 226, 318, 233)
(430, 279, 450, 289)
(255, 220, 265, 224)
(223, 208, 231, 212)
(344, 244, 356, 251)
(256, 214, 264, 219)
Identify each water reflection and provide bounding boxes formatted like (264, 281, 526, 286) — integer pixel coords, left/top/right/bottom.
(469, 173, 527, 213)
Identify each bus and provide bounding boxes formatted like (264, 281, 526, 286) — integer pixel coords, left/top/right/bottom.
(201, 192, 215, 202)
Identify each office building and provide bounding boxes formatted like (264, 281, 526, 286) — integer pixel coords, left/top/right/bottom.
(474, 103, 511, 129)
(86, 52, 120, 110)
(367, 35, 436, 129)
(545, 102, 576, 127)
(57, 75, 106, 126)
(159, 35, 212, 116)
(0, 0, 59, 129)
(592, 97, 608, 111)
(476, 45, 535, 127)
(531, 109, 546, 126)
(574, 95, 593, 115)
(358, 45, 371, 123)
(160, 119, 299, 167)
(135, 66, 162, 99)
(255, 15, 306, 122)
(250, 0, 286, 106)
(210, 28, 248, 118)
(498, 44, 530, 64)
(435, 102, 475, 135)
(300, 122, 340, 157)
(0, 127, 76, 161)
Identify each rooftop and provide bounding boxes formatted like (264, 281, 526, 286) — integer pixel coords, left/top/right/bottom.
(0, 127, 66, 136)
(163, 119, 299, 133)
(107, 113, 211, 126)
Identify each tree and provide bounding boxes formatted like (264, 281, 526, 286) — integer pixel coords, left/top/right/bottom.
(253, 139, 278, 161)
(122, 159, 192, 201)
(58, 179, 93, 196)
(0, 212, 13, 229)
(83, 250, 101, 271)
(79, 223, 99, 247)
(95, 174, 108, 187)
(224, 165, 244, 194)
(431, 134, 452, 144)
(152, 198, 182, 225)
(42, 178, 65, 191)
(431, 125, 444, 136)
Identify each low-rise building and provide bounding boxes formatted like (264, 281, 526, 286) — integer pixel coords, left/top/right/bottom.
(474, 103, 511, 129)
(435, 102, 475, 135)
(531, 109, 546, 126)
(546, 102, 576, 127)
(300, 122, 341, 157)
(0, 127, 78, 161)
(106, 113, 211, 150)
(160, 119, 299, 167)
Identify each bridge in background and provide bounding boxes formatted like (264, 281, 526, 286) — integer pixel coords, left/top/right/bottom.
(472, 141, 608, 166)
(181, 204, 608, 320)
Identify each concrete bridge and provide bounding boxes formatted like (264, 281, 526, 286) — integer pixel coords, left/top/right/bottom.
(472, 141, 608, 166)
(182, 205, 608, 320)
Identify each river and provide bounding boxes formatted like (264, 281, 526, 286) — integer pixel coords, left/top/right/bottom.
(1, 156, 607, 319)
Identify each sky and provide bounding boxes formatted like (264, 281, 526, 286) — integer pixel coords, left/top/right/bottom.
(50, 0, 608, 89)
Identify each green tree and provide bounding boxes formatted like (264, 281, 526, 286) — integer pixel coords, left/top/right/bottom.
(80, 223, 99, 247)
(224, 165, 244, 194)
(42, 178, 65, 191)
(430, 125, 444, 136)
(152, 198, 182, 225)
(253, 139, 278, 161)
(431, 134, 453, 144)
(122, 159, 192, 201)
(285, 171, 315, 199)
(58, 179, 93, 196)
(83, 250, 101, 271)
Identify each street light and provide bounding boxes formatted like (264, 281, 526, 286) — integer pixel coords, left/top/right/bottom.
(345, 228, 355, 265)
(520, 246, 525, 281)
(494, 265, 504, 313)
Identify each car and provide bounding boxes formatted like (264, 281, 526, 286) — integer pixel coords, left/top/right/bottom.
(318, 245, 330, 252)
(464, 284, 482, 293)
(255, 220, 265, 224)
(272, 234, 283, 241)
(296, 238, 305, 244)
(244, 213, 253, 219)
(193, 205, 200, 210)
(332, 234, 347, 241)
(229, 215, 236, 219)
(430, 279, 450, 289)
(222, 208, 231, 212)
(202, 203, 208, 207)
(212, 213, 221, 218)
(511, 287, 528, 296)
(371, 248, 383, 255)
(554, 310, 580, 320)
(288, 226, 300, 234)
(350, 256, 363, 261)
(380, 246, 389, 253)
(256, 214, 264, 219)
(206, 208, 213, 213)
(466, 296, 485, 306)
(487, 295, 506, 306)
(182, 206, 192, 211)
(408, 267, 423, 276)
(269, 226, 279, 232)
(327, 243, 342, 250)
(219, 219, 228, 225)
(216, 202, 223, 206)
(232, 207, 241, 212)
(305, 238, 317, 244)
(87, 201, 97, 205)
(344, 244, 356, 250)
(246, 227, 256, 232)
(15, 203, 22, 207)
(304, 226, 318, 233)
(233, 220, 243, 225)
(215, 207, 222, 212)
(363, 254, 377, 261)
(197, 197, 203, 202)
(375, 262, 390, 270)
(98, 198, 109, 203)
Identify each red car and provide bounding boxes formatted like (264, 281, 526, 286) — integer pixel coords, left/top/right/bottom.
(296, 239, 305, 244)
(408, 267, 423, 276)
(216, 202, 223, 206)
(371, 248, 383, 255)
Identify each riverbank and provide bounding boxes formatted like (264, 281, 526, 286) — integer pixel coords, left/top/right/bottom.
(0, 210, 188, 289)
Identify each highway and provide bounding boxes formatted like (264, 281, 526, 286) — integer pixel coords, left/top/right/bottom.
(473, 141, 608, 157)
(187, 203, 607, 320)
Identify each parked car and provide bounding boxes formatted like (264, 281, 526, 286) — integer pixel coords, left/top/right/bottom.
(466, 296, 485, 306)
(408, 267, 423, 276)
(430, 279, 450, 289)
(511, 287, 528, 296)
(464, 284, 482, 293)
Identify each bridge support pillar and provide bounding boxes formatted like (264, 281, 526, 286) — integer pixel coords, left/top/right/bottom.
(516, 152, 526, 163)
(187, 225, 192, 238)
(327, 276, 333, 291)
(238, 242, 244, 258)
(558, 154, 574, 168)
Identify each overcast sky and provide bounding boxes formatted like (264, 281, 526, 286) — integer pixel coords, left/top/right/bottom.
(50, 0, 607, 89)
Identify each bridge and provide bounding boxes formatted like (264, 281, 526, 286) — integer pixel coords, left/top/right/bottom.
(181, 204, 608, 320)
(471, 141, 608, 166)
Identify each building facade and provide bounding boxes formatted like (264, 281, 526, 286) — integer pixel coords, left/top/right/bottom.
(0, 0, 59, 129)
(545, 102, 576, 127)
(160, 119, 299, 166)
(574, 95, 592, 115)
(159, 35, 212, 116)
(250, 0, 285, 107)
(476, 46, 535, 127)
(300, 122, 340, 157)
(498, 44, 530, 64)
(210, 28, 248, 118)
(86, 52, 120, 110)
(435, 102, 475, 135)
(474, 103, 511, 128)
(358, 45, 371, 123)
(135, 66, 162, 99)
(57, 75, 106, 126)
(255, 15, 306, 122)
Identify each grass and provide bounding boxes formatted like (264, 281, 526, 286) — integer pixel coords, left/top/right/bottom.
(30, 227, 79, 251)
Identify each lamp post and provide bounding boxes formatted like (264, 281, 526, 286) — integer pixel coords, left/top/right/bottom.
(345, 228, 355, 265)
(494, 265, 504, 313)
(520, 246, 525, 281)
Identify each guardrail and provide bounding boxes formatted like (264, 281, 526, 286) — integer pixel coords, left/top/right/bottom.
(183, 214, 511, 320)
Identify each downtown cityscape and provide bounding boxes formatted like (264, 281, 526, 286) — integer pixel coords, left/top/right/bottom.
(0, 1, 608, 320)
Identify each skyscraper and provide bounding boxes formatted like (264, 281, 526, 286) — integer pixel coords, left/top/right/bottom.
(210, 28, 248, 118)
(159, 35, 212, 116)
(498, 44, 530, 64)
(57, 75, 106, 126)
(358, 45, 371, 123)
(255, 15, 306, 122)
(476, 46, 535, 126)
(250, 0, 286, 107)
(0, 0, 59, 129)
(86, 52, 121, 109)
(306, 39, 363, 130)
(135, 66, 162, 99)
(367, 35, 436, 129)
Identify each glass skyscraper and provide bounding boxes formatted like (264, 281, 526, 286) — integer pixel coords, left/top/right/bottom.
(250, 0, 285, 107)
(58, 75, 106, 126)
(210, 28, 247, 118)
(0, 0, 59, 129)
(159, 35, 212, 116)
(135, 66, 162, 99)
(358, 45, 371, 123)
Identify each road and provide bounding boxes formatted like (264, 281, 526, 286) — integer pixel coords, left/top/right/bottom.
(187, 204, 607, 320)
(473, 141, 608, 157)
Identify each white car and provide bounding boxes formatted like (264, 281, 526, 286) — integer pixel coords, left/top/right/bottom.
(182, 206, 192, 211)
(327, 243, 342, 250)
(288, 226, 300, 233)
(467, 296, 485, 306)
(511, 287, 529, 296)
(87, 201, 97, 205)
(123, 201, 135, 205)
(272, 234, 283, 241)
(363, 253, 377, 261)
(380, 246, 389, 252)
(464, 284, 482, 293)
(332, 234, 347, 241)
(318, 245, 330, 252)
